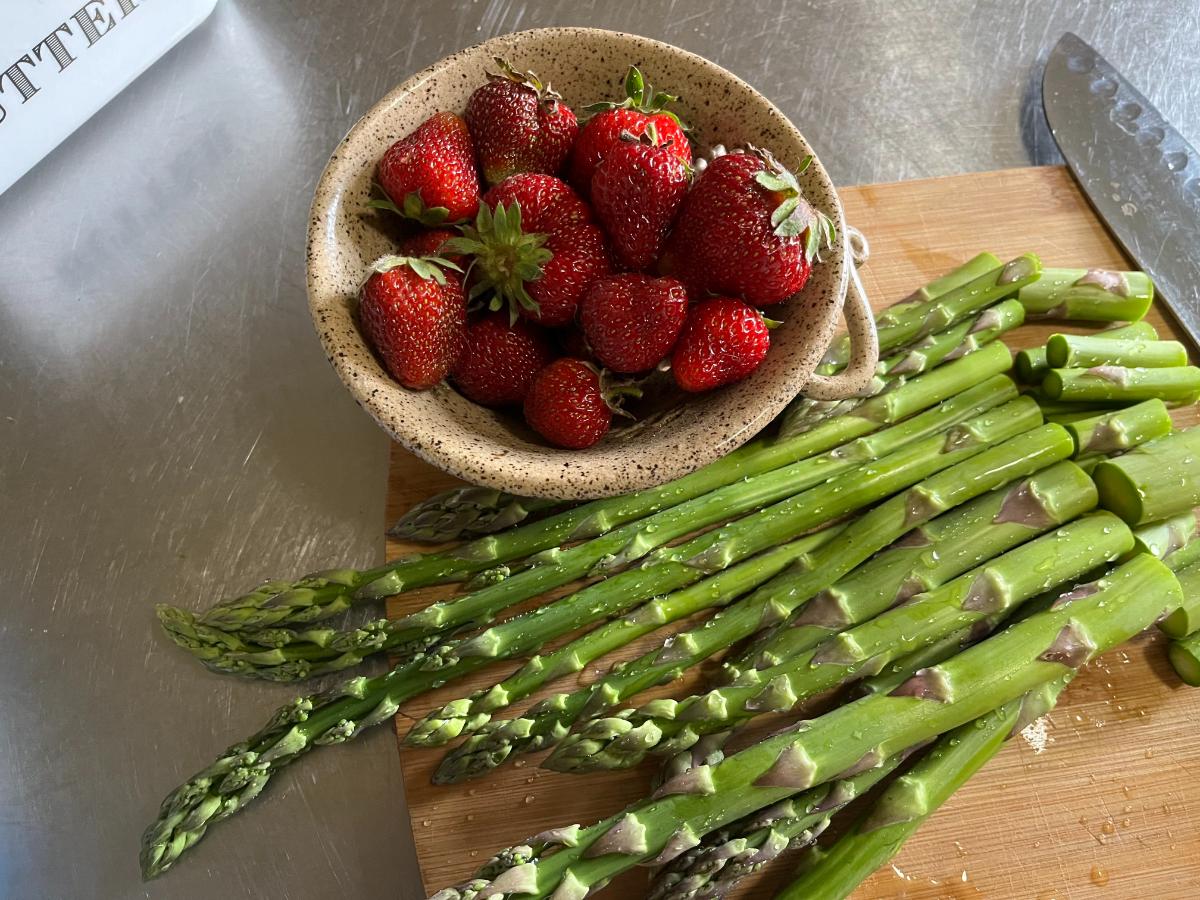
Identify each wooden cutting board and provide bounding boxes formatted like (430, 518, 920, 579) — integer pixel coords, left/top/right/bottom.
(384, 165, 1200, 900)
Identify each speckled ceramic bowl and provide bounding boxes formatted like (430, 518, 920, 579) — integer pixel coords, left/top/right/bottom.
(307, 27, 877, 499)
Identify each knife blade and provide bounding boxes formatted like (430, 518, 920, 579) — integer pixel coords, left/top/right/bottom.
(1043, 32, 1200, 349)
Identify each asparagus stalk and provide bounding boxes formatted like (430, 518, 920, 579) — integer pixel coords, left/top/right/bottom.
(436, 417, 1067, 784)
(823, 253, 1037, 368)
(877, 299, 1025, 379)
(162, 344, 1014, 665)
(1017, 267, 1154, 321)
(778, 679, 1072, 900)
(782, 254, 1034, 436)
(1025, 390, 1124, 418)
(402, 526, 844, 747)
(1158, 560, 1200, 639)
(1042, 365, 1200, 405)
(647, 753, 909, 900)
(546, 512, 1130, 772)
(780, 299, 1020, 436)
(725, 460, 1097, 676)
(1064, 399, 1172, 457)
(185, 367, 1020, 681)
(424, 554, 1180, 900)
(1046, 333, 1188, 369)
(1131, 511, 1200, 564)
(139, 403, 1049, 877)
(1169, 631, 1200, 686)
(1014, 321, 1158, 384)
(389, 487, 566, 543)
(1093, 427, 1200, 525)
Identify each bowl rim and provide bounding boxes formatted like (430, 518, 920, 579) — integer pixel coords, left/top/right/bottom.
(306, 26, 850, 499)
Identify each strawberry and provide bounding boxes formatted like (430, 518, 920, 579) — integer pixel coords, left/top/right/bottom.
(579, 274, 689, 373)
(451, 313, 556, 406)
(591, 127, 690, 270)
(661, 149, 836, 305)
(466, 58, 579, 186)
(483, 173, 592, 235)
(528, 225, 612, 326)
(569, 66, 691, 198)
(524, 359, 620, 449)
(670, 297, 773, 392)
(358, 256, 467, 389)
(373, 112, 480, 225)
(398, 228, 466, 267)
(445, 204, 612, 328)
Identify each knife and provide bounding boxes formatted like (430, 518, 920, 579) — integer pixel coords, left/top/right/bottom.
(1043, 32, 1200, 349)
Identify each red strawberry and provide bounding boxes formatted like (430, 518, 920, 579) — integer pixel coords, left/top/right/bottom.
(446, 206, 612, 328)
(579, 274, 689, 373)
(483, 173, 592, 235)
(671, 297, 772, 392)
(374, 112, 480, 225)
(359, 257, 467, 389)
(451, 313, 556, 406)
(528, 225, 612, 326)
(661, 149, 835, 305)
(466, 58, 579, 186)
(398, 228, 466, 267)
(591, 128, 690, 270)
(523, 359, 615, 449)
(569, 66, 691, 198)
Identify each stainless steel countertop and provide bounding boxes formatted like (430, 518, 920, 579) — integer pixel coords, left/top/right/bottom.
(2, 2, 1197, 898)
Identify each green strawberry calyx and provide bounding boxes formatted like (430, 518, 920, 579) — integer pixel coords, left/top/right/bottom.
(366, 184, 455, 227)
(583, 65, 685, 130)
(593, 363, 643, 419)
(441, 202, 552, 323)
(752, 149, 838, 262)
(488, 56, 563, 110)
(366, 255, 463, 288)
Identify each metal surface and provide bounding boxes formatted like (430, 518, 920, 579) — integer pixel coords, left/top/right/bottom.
(1044, 32, 1200, 348)
(0, 2, 1197, 899)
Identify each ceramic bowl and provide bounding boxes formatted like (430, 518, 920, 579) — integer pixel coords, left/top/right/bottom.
(306, 27, 876, 499)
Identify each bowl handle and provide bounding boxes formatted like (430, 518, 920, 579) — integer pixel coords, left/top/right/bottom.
(802, 226, 880, 400)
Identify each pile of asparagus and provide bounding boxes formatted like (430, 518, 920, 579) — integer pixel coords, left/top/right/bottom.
(141, 254, 1200, 899)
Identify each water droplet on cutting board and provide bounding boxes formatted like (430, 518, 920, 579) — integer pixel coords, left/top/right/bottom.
(1090, 865, 1110, 886)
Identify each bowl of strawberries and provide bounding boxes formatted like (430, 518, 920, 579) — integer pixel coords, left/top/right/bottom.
(306, 27, 877, 499)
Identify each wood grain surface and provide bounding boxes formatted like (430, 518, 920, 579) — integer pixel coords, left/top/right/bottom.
(385, 165, 1200, 899)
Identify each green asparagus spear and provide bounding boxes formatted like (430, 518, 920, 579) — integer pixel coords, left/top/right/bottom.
(436, 417, 1067, 784)
(403, 526, 844, 747)
(160, 344, 1014, 663)
(1169, 631, 1200, 686)
(781, 299, 1021, 436)
(1093, 428, 1200, 525)
(783, 254, 1035, 436)
(647, 753, 909, 900)
(546, 512, 1130, 772)
(844, 300, 1022, 400)
(1042, 365, 1200, 405)
(424, 555, 1180, 900)
(1025, 390, 1125, 418)
(823, 253, 1037, 367)
(778, 679, 1071, 900)
(726, 461, 1097, 676)
(182, 368, 1020, 681)
(1063, 399, 1172, 457)
(1046, 334, 1187, 369)
(389, 487, 566, 543)
(1131, 511, 1200, 565)
(1014, 321, 1159, 384)
(1017, 267, 1154, 321)
(1158, 560, 1200, 639)
(139, 401, 1048, 878)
